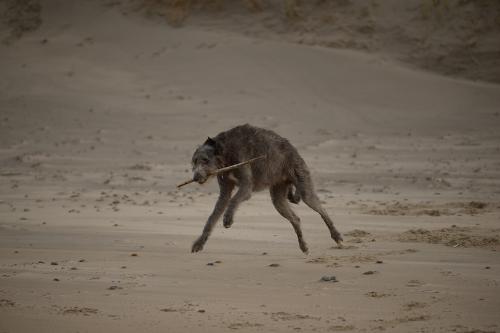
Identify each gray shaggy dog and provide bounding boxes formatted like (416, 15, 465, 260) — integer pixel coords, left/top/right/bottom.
(190, 124, 342, 253)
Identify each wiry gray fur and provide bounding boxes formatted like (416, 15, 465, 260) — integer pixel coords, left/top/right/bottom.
(190, 124, 343, 253)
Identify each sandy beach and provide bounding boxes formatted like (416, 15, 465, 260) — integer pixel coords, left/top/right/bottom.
(1, 1, 499, 332)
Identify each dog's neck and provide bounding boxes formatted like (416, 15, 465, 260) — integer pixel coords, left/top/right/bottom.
(215, 155, 226, 169)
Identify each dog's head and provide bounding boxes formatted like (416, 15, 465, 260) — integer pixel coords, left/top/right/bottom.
(191, 137, 222, 184)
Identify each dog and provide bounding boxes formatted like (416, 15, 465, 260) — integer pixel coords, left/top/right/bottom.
(189, 124, 342, 253)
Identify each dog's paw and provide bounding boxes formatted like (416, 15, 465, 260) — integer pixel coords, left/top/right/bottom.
(299, 242, 309, 254)
(191, 237, 206, 253)
(223, 214, 233, 228)
(332, 232, 343, 244)
(332, 233, 344, 249)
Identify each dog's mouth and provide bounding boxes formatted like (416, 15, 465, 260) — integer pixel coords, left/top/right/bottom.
(194, 174, 212, 184)
(197, 178, 208, 184)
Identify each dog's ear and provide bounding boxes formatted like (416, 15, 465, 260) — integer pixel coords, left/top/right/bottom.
(204, 137, 216, 147)
(214, 140, 224, 156)
(204, 137, 224, 156)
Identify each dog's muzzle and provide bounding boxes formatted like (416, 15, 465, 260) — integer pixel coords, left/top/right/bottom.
(193, 172, 208, 184)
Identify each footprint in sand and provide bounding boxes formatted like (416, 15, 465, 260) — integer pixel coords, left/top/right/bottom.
(403, 301, 427, 311)
(61, 306, 99, 316)
(0, 299, 16, 307)
(406, 279, 424, 287)
(365, 291, 392, 298)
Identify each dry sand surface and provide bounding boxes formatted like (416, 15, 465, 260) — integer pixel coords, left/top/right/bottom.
(1, 0, 500, 332)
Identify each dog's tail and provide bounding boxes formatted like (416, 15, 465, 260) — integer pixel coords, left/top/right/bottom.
(287, 184, 301, 204)
(288, 155, 314, 205)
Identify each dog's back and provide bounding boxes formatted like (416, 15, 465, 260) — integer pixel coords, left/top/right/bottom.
(214, 124, 308, 193)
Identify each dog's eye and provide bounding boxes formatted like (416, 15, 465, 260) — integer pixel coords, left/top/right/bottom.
(201, 158, 209, 164)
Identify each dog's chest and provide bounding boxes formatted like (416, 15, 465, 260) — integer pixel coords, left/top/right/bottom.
(227, 172, 239, 185)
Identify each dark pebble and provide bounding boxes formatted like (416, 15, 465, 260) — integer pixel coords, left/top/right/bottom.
(108, 285, 122, 290)
(320, 275, 338, 282)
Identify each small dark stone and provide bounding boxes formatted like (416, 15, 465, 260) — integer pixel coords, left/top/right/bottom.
(363, 270, 377, 275)
(376, 260, 383, 264)
(50, 262, 59, 266)
(268, 263, 280, 267)
(53, 278, 60, 281)
(198, 309, 206, 313)
(485, 266, 491, 269)
(207, 262, 214, 266)
(160, 308, 176, 312)
(108, 285, 122, 290)
(320, 275, 338, 282)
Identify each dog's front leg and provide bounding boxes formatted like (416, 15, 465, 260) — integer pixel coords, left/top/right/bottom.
(192, 177, 234, 253)
(223, 165, 252, 228)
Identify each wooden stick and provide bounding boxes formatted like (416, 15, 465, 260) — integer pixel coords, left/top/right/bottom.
(177, 155, 266, 189)
(176, 178, 198, 189)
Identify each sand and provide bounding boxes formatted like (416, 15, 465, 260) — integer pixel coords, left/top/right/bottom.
(1, 1, 500, 332)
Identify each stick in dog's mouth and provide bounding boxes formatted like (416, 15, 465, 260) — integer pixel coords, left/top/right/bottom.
(177, 155, 266, 189)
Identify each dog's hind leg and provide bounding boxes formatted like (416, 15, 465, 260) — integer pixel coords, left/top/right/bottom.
(270, 182, 309, 254)
(295, 171, 343, 246)
(192, 176, 234, 253)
